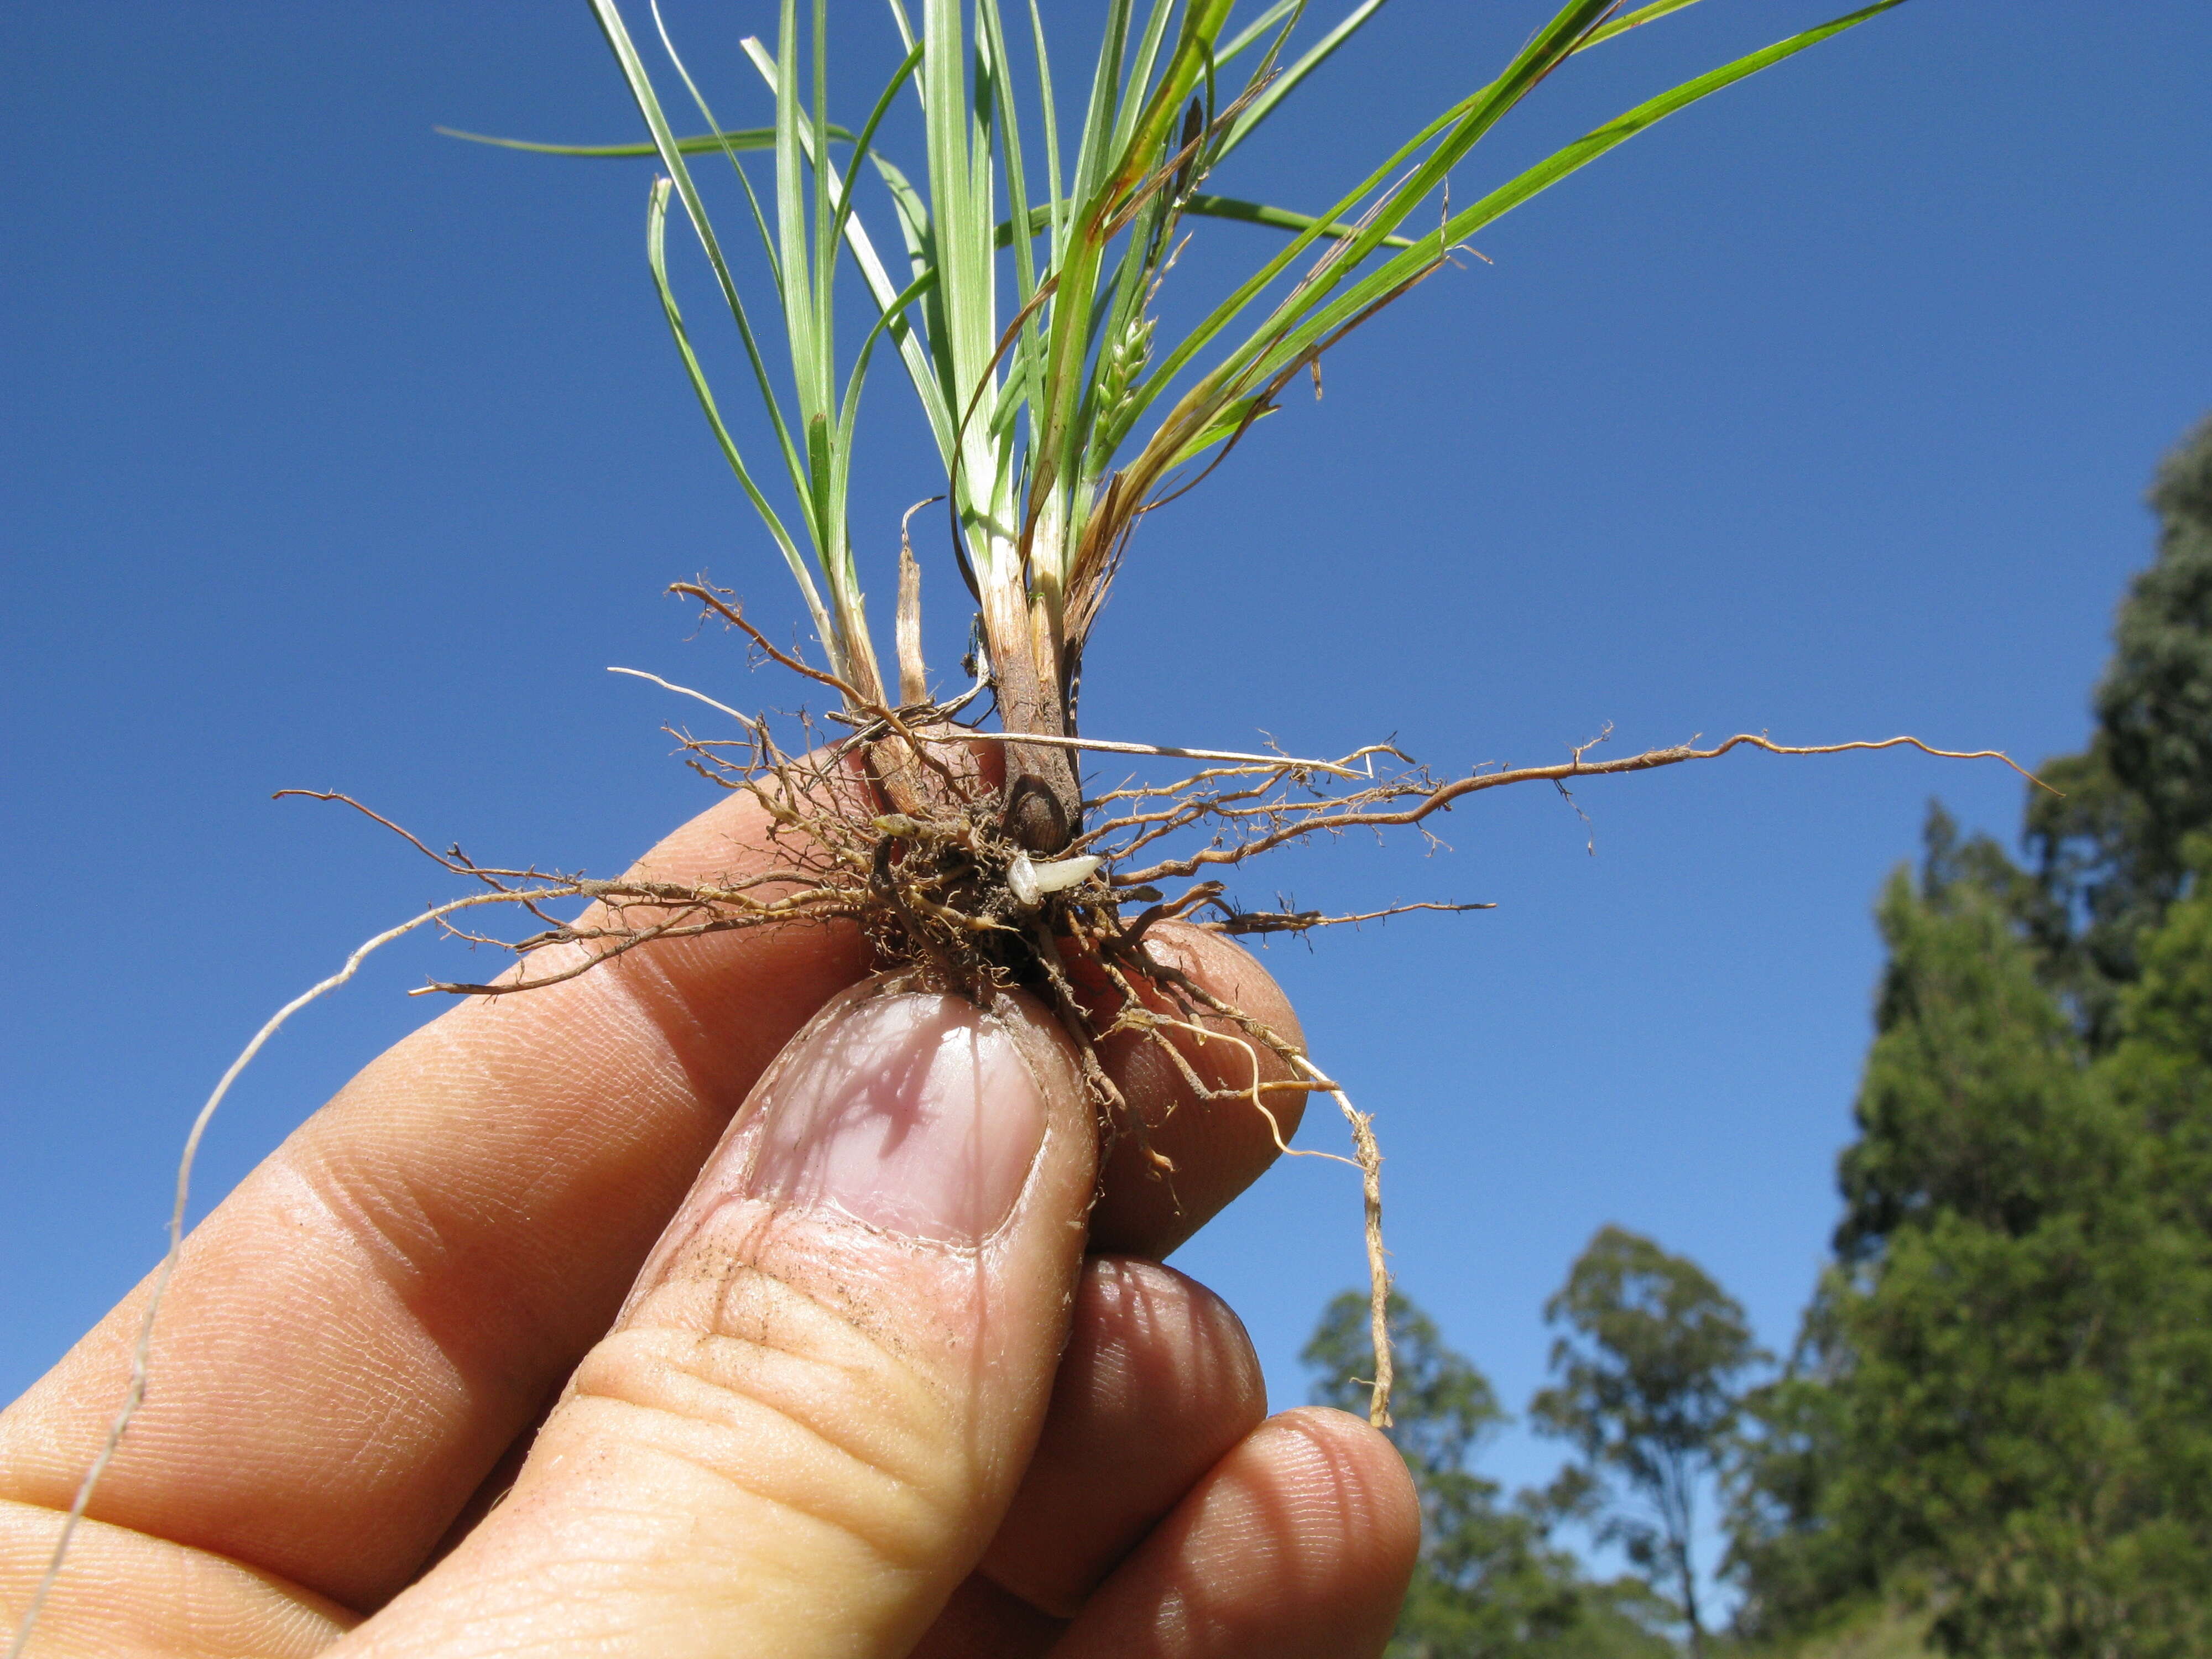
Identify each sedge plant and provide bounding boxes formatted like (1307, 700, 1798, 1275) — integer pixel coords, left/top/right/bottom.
(14, 4, 2063, 1648)
(411, 0, 2013, 1425)
(525, 0, 1917, 852)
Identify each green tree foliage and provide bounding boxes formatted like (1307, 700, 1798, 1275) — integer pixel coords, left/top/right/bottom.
(1305, 1290, 1672, 1659)
(1721, 1288, 1886, 1637)
(1530, 1228, 1762, 1657)
(1822, 846, 2211, 1651)
(1731, 844, 2212, 1651)
(1834, 813, 2099, 1263)
(2106, 835, 2212, 1221)
(2025, 414, 2212, 1040)
(1727, 413, 2212, 1656)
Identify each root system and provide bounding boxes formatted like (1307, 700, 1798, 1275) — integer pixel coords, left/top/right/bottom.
(270, 585, 2042, 1436)
(5, 582, 2047, 1658)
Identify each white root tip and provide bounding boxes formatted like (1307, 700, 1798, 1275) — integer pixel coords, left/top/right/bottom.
(1030, 853, 1101, 894)
(1006, 852, 1099, 910)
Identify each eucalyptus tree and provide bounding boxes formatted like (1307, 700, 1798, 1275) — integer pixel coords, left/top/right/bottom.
(1532, 1227, 1762, 1658)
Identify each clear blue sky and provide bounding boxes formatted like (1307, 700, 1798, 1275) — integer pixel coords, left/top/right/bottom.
(6, 0, 2210, 1618)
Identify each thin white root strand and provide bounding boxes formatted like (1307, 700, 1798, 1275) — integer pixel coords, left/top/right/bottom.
(962, 728, 1376, 780)
(606, 665, 761, 731)
(606, 664, 1360, 785)
(3, 889, 550, 1659)
(1145, 1016, 1358, 1169)
(1146, 1013, 1392, 1430)
(1294, 1054, 1394, 1431)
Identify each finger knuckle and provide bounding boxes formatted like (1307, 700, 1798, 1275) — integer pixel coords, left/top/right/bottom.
(565, 1258, 961, 1574)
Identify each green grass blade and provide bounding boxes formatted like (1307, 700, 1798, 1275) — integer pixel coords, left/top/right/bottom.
(1184, 192, 1415, 247)
(867, 153, 962, 429)
(435, 123, 859, 158)
(830, 267, 946, 649)
(1214, 0, 1390, 164)
(1165, 394, 1276, 468)
(1217, 0, 1302, 66)
(828, 43, 924, 261)
(808, 0, 859, 635)
(867, 155, 938, 295)
(1126, 0, 1610, 434)
(1217, 0, 1304, 137)
(1204, 0, 1698, 180)
(1066, 1, 1133, 242)
(589, 0, 811, 511)
(978, 0, 1043, 353)
(743, 35, 957, 466)
(812, 0, 836, 423)
(1136, 0, 1698, 421)
(1579, 0, 1707, 53)
(1028, 0, 1231, 530)
(646, 177, 832, 648)
(818, 46, 941, 482)
(837, 265, 940, 450)
(921, 0, 1015, 570)
(1141, 0, 1702, 378)
(650, 4, 791, 324)
(1108, 0, 1184, 165)
(984, 192, 1407, 248)
(771, 0, 819, 471)
(1239, 0, 1613, 334)
(1239, 0, 1908, 397)
(1024, 0, 1066, 262)
(886, 0, 917, 56)
(435, 124, 853, 157)
(1126, 0, 1905, 501)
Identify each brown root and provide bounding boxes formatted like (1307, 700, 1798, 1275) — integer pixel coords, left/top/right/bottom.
(17, 613, 2052, 1651)
(274, 646, 2046, 1432)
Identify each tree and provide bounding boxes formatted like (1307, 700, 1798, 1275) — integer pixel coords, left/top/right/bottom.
(1833, 811, 2096, 1264)
(2025, 414, 2212, 1041)
(2105, 833, 2212, 1228)
(1720, 1282, 1886, 1637)
(1305, 1291, 1671, 1659)
(1728, 830, 2212, 1653)
(1721, 412, 2212, 1653)
(1530, 1228, 1762, 1657)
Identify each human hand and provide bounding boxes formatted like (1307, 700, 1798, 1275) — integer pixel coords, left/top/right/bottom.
(0, 782, 1416, 1657)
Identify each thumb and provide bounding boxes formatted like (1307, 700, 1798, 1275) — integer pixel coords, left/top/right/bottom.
(342, 974, 1098, 1659)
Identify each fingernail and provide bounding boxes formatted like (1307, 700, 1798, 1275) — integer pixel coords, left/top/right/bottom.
(743, 989, 1048, 1245)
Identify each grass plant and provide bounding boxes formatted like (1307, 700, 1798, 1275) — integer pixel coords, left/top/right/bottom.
(14, 4, 2060, 1651)
(366, 0, 2036, 1471)
(478, 0, 1936, 1410)
(523, 0, 1911, 853)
